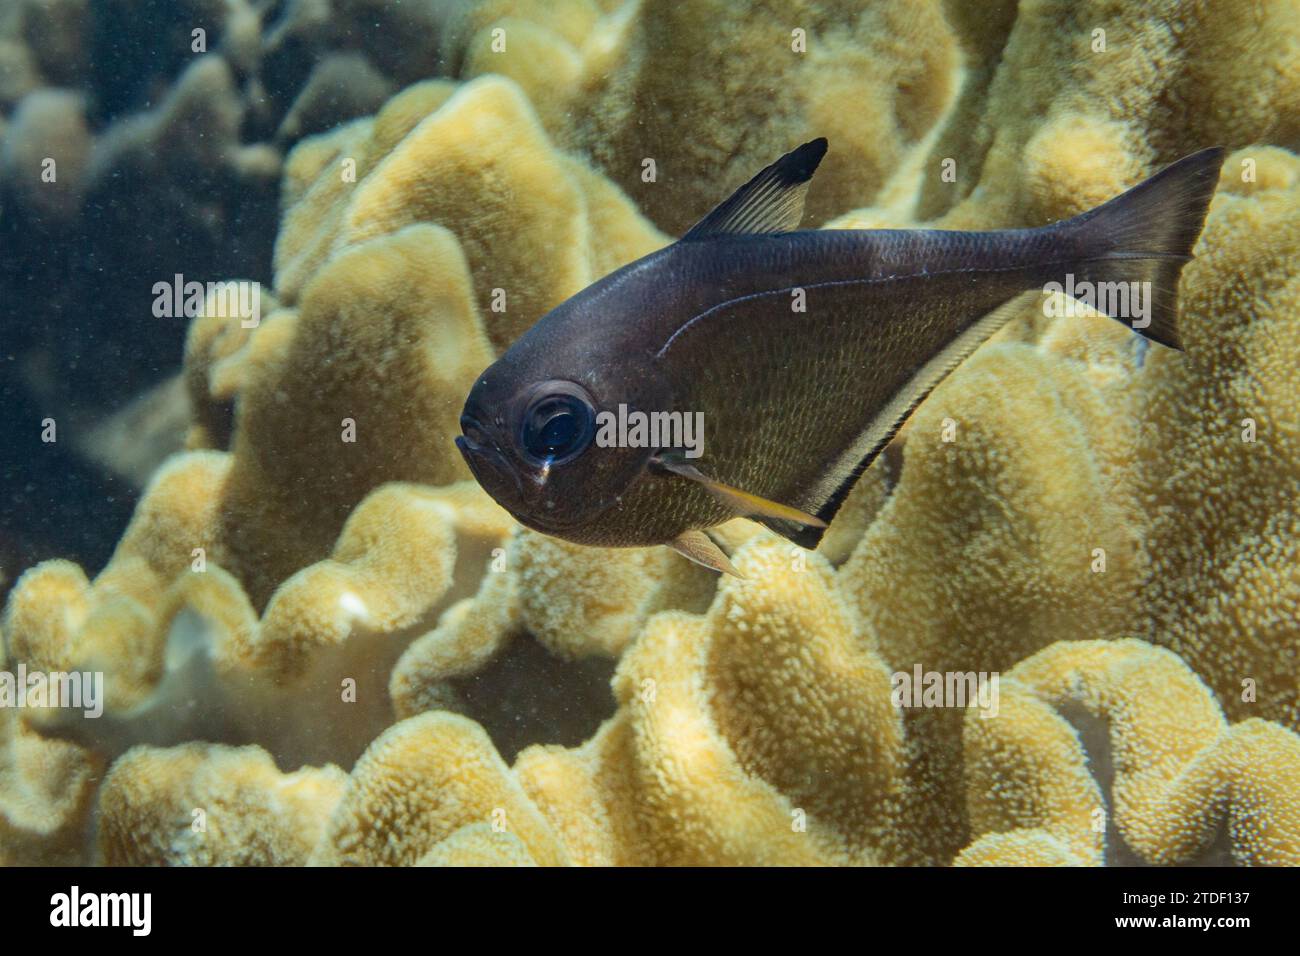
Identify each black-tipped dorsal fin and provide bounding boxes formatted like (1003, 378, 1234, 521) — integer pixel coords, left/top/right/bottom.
(681, 138, 828, 240)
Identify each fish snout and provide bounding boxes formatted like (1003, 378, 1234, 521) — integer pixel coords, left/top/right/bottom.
(458, 413, 491, 450)
(456, 415, 525, 500)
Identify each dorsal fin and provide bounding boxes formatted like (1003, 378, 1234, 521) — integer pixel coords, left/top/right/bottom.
(681, 138, 828, 240)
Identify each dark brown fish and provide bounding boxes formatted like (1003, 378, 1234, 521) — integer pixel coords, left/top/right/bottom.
(457, 140, 1224, 573)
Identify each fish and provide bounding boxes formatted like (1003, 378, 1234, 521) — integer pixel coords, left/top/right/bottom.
(456, 139, 1225, 575)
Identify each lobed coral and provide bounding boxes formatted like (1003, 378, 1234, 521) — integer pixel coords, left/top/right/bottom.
(0, 688, 102, 866)
(2, 0, 1298, 867)
(0, 610, 98, 866)
(516, 538, 909, 866)
(959, 640, 1300, 867)
(1133, 149, 1300, 729)
(447, 0, 963, 233)
(0, 0, 483, 586)
(3, 66, 675, 786)
(310, 712, 568, 866)
(96, 743, 347, 867)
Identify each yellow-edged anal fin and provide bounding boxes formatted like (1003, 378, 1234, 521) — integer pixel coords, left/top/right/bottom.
(654, 457, 827, 528)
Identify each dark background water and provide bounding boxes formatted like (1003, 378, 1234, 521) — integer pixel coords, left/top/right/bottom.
(0, 0, 442, 597)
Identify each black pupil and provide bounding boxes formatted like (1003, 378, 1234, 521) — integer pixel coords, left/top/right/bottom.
(539, 412, 577, 450)
(524, 394, 591, 461)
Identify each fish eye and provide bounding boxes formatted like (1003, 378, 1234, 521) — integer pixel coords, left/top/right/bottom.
(519, 384, 597, 465)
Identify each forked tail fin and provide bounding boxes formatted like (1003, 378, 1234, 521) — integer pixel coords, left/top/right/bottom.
(1052, 146, 1226, 350)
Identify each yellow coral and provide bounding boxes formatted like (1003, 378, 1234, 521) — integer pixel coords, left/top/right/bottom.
(275, 74, 665, 351)
(4, 451, 230, 714)
(217, 482, 500, 682)
(0, 707, 101, 866)
(454, 0, 962, 233)
(388, 525, 709, 761)
(839, 336, 1147, 676)
(416, 823, 539, 866)
(96, 742, 347, 866)
(217, 224, 495, 606)
(834, 335, 1148, 860)
(510, 529, 714, 659)
(0, 595, 100, 868)
(955, 830, 1087, 867)
(182, 287, 279, 450)
(4, 466, 513, 768)
(960, 641, 1300, 866)
(514, 713, 642, 866)
(915, 0, 1300, 227)
(389, 569, 518, 722)
(310, 712, 568, 866)
(831, 143, 1299, 858)
(518, 536, 906, 865)
(1, 66, 671, 785)
(1134, 148, 1300, 728)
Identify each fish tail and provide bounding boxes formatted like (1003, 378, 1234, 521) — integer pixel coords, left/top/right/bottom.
(1052, 146, 1226, 350)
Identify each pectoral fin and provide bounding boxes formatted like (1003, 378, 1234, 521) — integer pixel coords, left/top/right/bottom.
(668, 529, 744, 577)
(652, 456, 828, 529)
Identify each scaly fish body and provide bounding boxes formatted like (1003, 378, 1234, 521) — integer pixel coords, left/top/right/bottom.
(457, 140, 1225, 572)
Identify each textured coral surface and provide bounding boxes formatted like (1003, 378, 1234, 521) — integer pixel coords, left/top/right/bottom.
(1, 0, 1297, 866)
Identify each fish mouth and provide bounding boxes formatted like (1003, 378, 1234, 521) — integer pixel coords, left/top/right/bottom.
(455, 423, 524, 500)
(457, 435, 589, 533)
(456, 413, 629, 535)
